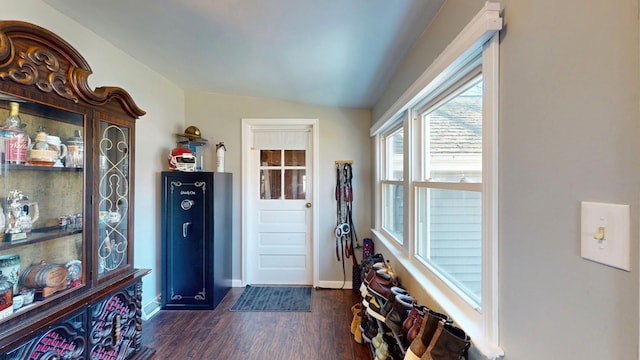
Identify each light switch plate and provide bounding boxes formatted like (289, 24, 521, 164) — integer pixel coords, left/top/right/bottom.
(580, 201, 630, 271)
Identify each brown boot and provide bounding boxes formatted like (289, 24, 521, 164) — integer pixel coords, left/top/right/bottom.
(406, 309, 424, 344)
(350, 303, 363, 343)
(403, 309, 450, 360)
(351, 303, 362, 334)
(380, 286, 409, 318)
(404, 305, 426, 340)
(421, 322, 471, 360)
(384, 293, 415, 333)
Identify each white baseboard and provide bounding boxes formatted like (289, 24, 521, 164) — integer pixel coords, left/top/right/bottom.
(315, 280, 353, 289)
(142, 295, 161, 321)
(231, 279, 353, 289)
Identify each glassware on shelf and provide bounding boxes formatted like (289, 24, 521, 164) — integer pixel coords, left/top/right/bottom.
(2, 101, 28, 164)
(27, 126, 66, 167)
(65, 130, 84, 168)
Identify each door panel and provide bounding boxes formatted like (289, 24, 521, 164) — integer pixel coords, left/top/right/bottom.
(161, 172, 211, 309)
(247, 128, 313, 285)
(166, 180, 206, 303)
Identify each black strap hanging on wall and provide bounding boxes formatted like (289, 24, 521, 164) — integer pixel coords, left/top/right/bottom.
(335, 160, 360, 289)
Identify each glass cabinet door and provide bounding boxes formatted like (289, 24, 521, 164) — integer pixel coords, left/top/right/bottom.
(0, 98, 85, 321)
(97, 121, 130, 278)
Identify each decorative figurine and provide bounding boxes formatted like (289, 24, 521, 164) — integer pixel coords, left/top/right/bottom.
(5, 190, 39, 241)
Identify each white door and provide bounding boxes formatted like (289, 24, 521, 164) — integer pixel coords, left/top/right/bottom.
(243, 120, 316, 285)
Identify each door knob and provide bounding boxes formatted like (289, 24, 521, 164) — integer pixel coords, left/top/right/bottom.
(305, 203, 312, 208)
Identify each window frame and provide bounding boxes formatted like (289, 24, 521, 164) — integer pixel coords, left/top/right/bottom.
(414, 72, 484, 305)
(378, 115, 407, 245)
(370, 3, 502, 358)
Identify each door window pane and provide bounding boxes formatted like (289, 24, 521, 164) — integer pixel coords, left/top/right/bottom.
(260, 150, 281, 166)
(285, 150, 305, 166)
(285, 170, 306, 199)
(260, 148, 307, 200)
(260, 169, 281, 199)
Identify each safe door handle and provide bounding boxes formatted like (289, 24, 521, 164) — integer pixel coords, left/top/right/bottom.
(182, 222, 192, 238)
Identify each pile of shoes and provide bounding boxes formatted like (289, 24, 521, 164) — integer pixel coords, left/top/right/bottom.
(349, 253, 472, 360)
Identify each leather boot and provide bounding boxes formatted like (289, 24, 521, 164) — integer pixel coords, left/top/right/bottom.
(403, 304, 426, 337)
(350, 303, 363, 343)
(366, 272, 399, 321)
(384, 293, 414, 333)
(360, 264, 387, 297)
(361, 314, 378, 343)
(421, 322, 471, 360)
(351, 303, 362, 334)
(406, 311, 423, 344)
(367, 272, 397, 301)
(380, 286, 409, 318)
(403, 309, 450, 360)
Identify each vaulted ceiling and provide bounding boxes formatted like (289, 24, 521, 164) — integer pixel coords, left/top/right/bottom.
(44, 0, 444, 109)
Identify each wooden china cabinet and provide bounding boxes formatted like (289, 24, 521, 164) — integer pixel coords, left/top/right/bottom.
(0, 21, 154, 359)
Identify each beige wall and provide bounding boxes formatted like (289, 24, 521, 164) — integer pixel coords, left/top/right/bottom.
(373, 0, 640, 358)
(3, 0, 186, 313)
(185, 91, 372, 284)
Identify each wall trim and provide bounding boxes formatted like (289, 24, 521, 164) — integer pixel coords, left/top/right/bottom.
(241, 118, 320, 287)
(141, 295, 161, 321)
(315, 280, 353, 289)
(371, 2, 502, 135)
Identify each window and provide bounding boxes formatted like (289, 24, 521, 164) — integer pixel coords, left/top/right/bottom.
(370, 3, 502, 357)
(416, 76, 483, 305)
(260, 149, 306, 200)
(380, 124, 404, 244)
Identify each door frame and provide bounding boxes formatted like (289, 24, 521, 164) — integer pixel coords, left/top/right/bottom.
(241, 118, 319, 287)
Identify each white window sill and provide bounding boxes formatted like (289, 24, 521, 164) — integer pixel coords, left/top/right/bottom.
(371, 229, 504, 360)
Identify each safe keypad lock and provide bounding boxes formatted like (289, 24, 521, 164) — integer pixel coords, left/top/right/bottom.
(181, 199, 194, 210)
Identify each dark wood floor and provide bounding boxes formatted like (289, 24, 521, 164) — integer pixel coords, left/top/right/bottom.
(141, 287, 372, 360)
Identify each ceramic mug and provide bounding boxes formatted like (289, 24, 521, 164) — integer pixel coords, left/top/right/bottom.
(46, 135, 67, 167)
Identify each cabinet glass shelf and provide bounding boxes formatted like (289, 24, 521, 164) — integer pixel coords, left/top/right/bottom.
(2, 164, 83, 172)
(0, 98, 85, 323)
(0, 228, 82, 251)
